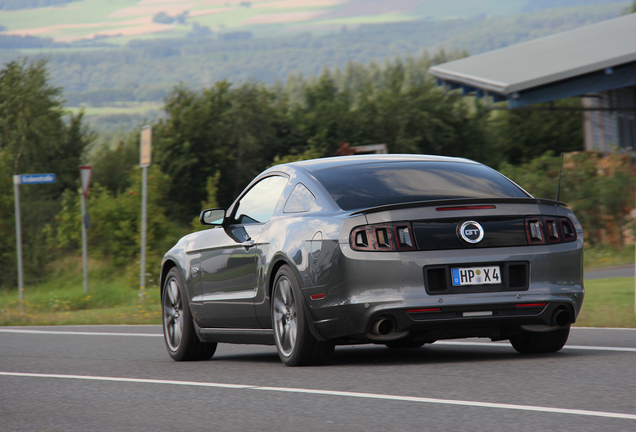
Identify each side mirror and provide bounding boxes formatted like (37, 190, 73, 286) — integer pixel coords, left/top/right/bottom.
(200, 208, 226, 226)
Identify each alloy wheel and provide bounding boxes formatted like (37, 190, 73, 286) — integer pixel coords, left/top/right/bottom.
(273, 276, 297, 357)
(163, 277, 184, 351)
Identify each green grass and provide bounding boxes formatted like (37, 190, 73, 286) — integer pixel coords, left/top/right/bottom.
(584, 245, 635, 270)
(1, 251, 634, 328)
(576, 277, 636, 328)
(0, 257, 161, 326)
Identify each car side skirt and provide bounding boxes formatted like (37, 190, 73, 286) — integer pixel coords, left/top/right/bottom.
(195, 323, 275, 345)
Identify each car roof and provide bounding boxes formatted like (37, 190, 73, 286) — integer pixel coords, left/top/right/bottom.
(282, 154, 478, 172)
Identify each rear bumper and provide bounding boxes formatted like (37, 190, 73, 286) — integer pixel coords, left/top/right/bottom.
(310, 296, 582, 343)
(304, 240, 584, 343)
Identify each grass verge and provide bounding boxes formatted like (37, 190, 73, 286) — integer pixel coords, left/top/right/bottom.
(584, 245, 634, 270)
(0, 257, 161, 326)
(1, 254, 634, 328)
(575, 277, 636, 328)
(2, 277, 634, 328)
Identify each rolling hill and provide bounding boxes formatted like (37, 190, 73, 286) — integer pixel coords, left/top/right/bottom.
(0, 0, 627, 43)
(0, 0, 632, 134)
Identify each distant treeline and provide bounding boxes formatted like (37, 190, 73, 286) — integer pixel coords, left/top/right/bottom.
(522, 0, 625, 12)
(14, 4, 615, 110)
(0, 0, 78, 10)
(0, 34, 69, 49)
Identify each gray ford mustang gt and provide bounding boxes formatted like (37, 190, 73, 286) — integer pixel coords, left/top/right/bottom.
(160, 154, 584, 366)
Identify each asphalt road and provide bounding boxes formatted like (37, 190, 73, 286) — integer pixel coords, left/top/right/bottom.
(1, 325, 635, 432)
(585, 264, 634, 280)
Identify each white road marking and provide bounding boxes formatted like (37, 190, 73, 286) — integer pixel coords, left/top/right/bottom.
(435, 341, 636, 353)
(0, 329, 162, 337)
(1, 328, 635, 351)
(0, 371, 635, 421)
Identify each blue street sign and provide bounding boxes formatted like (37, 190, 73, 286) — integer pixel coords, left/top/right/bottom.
(18, 173, 56, 185)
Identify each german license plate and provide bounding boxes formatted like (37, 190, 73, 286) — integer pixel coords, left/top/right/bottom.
(451, 266, 501, 286)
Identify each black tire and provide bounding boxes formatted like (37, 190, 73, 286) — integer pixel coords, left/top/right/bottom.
(385, 339, 426, 349)
(510, 325, 570, 354)
(272, 265, 334, 366)
(162, 267, 217, 361)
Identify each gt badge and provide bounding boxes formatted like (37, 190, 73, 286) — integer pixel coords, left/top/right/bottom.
(458, 220, 484, 244)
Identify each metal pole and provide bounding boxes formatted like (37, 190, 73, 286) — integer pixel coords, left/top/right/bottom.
(139, 125, 151, 303)
(140, 165, 147, 302)
(13, 175, 24, 302)
(81, 191, 88, 294)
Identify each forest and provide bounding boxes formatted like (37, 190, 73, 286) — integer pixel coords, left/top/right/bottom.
(0, 54, 633, 292)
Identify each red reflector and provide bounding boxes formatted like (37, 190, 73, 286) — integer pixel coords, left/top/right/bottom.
(407, 308, 441, 313)
(515, 303, 547, 308)
(436, 205, 496, 211)
(310, 293, 325, 300)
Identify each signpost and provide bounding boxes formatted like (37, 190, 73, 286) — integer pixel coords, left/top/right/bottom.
(139, 126, 151, 302)
(13, 173, 56, 302)
(80, 165, 92, 294)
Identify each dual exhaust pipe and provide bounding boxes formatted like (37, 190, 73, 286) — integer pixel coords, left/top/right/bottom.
(369, 306, 573, 340)
(367, 318, 408, 341)
(552, 307, 573, 327)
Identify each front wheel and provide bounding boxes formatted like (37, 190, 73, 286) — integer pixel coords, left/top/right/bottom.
(272, 265, 334, 366)
(162, 267, 217, 361)
(510, 325, 570, 354)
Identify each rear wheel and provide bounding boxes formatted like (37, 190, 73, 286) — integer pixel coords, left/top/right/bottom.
(272, 265, 334, 366)
(162, 267, 216, 361)
(510, 325, 570, 354)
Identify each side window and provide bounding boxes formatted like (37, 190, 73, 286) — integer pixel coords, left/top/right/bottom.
(233, 176, 288, 224)
(284, 183, 315, 213)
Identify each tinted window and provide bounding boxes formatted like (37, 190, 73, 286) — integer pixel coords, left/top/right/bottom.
(233, 176, 288, 224)
(284, 183, 315, 213)
(312, 161, 530, 211)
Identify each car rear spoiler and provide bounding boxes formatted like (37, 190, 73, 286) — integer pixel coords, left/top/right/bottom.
(350, 197, 568, 216)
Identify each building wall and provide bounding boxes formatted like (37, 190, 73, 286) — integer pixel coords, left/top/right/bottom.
(583, 86, 636, 155)
(617, 87, 636, 150)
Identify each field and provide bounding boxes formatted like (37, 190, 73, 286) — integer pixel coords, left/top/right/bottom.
(0, 0, 554, 44)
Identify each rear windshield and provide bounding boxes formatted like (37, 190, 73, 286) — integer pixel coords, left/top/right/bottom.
(311, 161, 530, 211)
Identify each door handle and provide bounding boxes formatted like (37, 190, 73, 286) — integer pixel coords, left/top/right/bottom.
(241, 239, 255, 250)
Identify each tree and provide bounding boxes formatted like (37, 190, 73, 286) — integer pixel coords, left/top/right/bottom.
(154, 81, 294, 221)
(153, 82, 232, 221)
(0, 58, 92, 287)
(91, 136, 139, 194)
(49, 166, 181, 269)
(499, 151, 634, 247)
(488, 99, 584, 165)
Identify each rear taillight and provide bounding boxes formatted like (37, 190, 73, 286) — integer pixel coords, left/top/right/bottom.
(351, 222, 416, 251)
(525, 217, 577, 245)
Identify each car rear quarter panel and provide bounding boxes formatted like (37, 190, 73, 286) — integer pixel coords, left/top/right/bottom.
(253, 212, 347, 328)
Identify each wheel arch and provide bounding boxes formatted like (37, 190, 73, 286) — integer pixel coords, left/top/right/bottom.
(160, 259, 178, 298)
(267, 255, 298, 300)
(267, 254, 327, 342)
